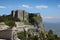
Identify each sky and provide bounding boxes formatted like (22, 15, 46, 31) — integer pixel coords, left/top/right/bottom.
(0, 0, 60, 22)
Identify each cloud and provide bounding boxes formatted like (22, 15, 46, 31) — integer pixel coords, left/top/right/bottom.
(0, 6, 6, 8)
(42, 16, 60, 20)
(42, 16, 54, 19)
(57, 5, 60, 7)
(20, 5, 48, 9)
(35, 5, 48, 9)
(20, 5, 32, 8)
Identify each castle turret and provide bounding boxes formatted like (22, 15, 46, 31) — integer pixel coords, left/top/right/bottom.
(11, 10, 15, 17)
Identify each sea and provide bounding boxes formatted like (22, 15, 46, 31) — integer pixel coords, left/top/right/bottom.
(44, 22, 60, 37)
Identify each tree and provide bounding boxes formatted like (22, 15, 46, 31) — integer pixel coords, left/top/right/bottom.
(48, 30, 53, 34)
(47, 30, 58, 40)
(17, 31, 26, 40)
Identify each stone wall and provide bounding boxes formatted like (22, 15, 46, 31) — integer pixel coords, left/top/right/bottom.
(0, 28, 12, 40)
(15, 22, 34, 32)
(0, 27, 18, 40)
(11, 10, 28, 21)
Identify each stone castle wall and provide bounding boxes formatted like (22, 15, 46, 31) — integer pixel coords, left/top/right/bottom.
(11, 10, 28, 21)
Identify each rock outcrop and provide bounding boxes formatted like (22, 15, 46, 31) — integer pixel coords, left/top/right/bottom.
(0, 10, 44, 40)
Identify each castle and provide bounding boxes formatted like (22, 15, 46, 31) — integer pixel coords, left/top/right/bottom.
(11, 10, 42, 25)
(11, 10, 41, 21)
(10, 10, 44, 32)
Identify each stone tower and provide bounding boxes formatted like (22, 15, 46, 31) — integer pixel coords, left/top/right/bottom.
(11, 10, 28, 21)
(11, 10, 15, 17)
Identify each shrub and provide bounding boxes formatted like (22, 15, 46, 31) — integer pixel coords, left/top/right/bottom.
(13, 18, 21, 22)
(4, 20, 16, 28)
(24, 20, 29, 25)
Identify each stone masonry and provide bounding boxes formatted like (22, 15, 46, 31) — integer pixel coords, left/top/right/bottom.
(11, 10, 28, 21)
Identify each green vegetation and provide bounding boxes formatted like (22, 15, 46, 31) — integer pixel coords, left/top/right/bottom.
(0, 15, 21, 22)
(13, 18, 21, 22)
(28, 35, 38, 40)
(32, 15, 42, 22)
(0, 15, 17, 27)
(17, 29, 26, 40)
(46, 30, 59, 40)
(17, 29, 39, 40)
(17, 29, 60, 40)
(24, 20, 29, 25)
(17, 31, 26, 40)
(4, 20, 16, 28)
(29, 13, 42, 26)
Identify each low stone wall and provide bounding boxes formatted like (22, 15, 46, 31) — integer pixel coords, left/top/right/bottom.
(0, 27, 18, 40)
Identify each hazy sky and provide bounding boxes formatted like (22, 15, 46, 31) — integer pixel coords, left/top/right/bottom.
(0, 0, 60, 22)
